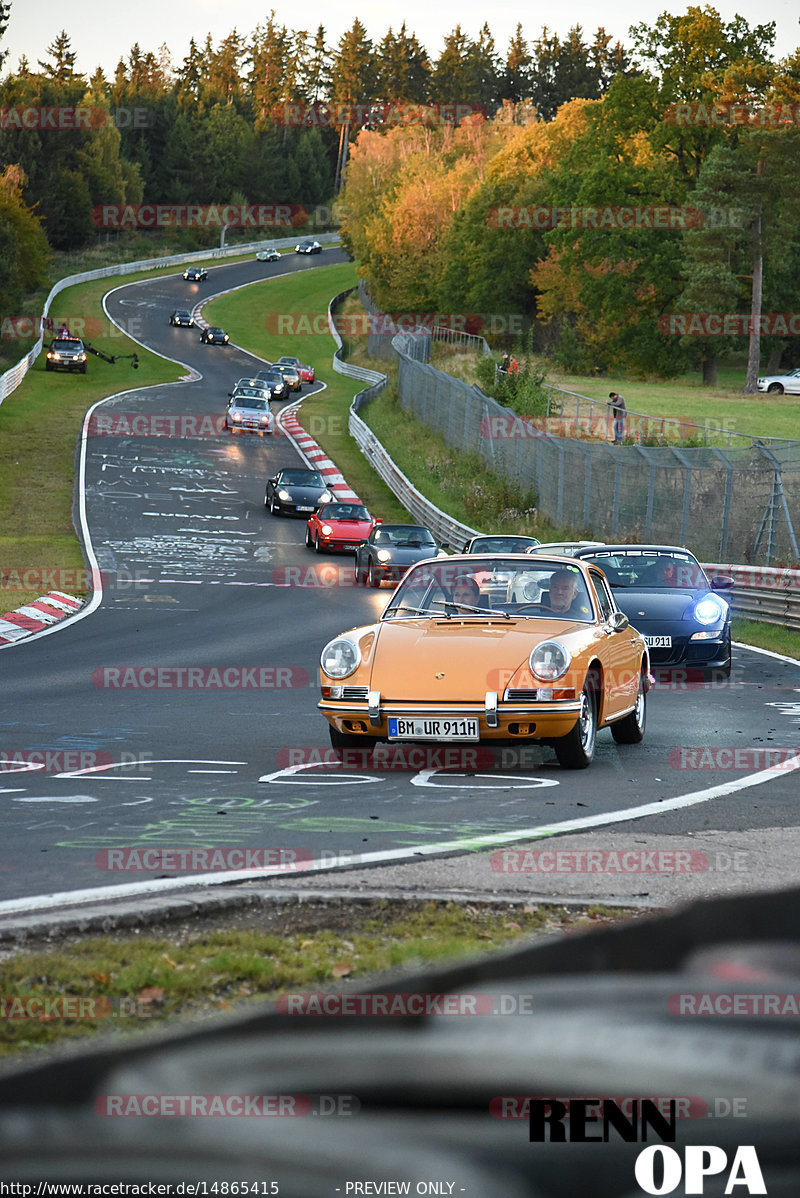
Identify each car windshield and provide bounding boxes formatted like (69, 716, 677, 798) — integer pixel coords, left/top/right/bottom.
(233, 397, 268, 410)
(578, 550, 707, 589)
(209, 328, 224, 334)
(280, 471, 323, 487)
(373, 526, 436, 547)
(279, 358, 299, 366)
(382, 558, 595, 621)
(468, 536, 539, 553)
(51, 339, 82, 349)
(319, 505, 370, 521)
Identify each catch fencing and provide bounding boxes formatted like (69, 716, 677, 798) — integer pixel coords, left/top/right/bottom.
(353, 286, 799, 566)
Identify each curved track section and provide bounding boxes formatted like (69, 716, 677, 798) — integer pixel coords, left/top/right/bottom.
(2, 252, 800, 913)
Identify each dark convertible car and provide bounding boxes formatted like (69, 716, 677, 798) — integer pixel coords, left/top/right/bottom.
(572, 544, 733, 677)
(354, 524, 445, 587)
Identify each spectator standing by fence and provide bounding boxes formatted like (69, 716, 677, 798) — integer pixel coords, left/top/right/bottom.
(608, 391, 627, 444)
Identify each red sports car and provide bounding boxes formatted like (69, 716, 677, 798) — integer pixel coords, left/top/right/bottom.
(305, 503, 376, 553)
(278, 355, 315, 384)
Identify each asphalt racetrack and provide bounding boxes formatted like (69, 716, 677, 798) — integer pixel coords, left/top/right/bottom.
(2, 250, 799, 914)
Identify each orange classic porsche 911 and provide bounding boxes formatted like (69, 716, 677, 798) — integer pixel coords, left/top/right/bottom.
(318, 555, 651, 769)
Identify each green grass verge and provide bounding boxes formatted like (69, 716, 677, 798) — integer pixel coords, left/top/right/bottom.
(437, 347, 800, 444)
(0, 269, 189, 609)
(0, 901, 627, 1059)
(732, 618, 800, 660)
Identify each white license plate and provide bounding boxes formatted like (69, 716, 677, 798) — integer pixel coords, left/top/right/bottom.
(297, 505, 314, 512)
(644, 635, 672, 647)
(388, 717, 479, 741)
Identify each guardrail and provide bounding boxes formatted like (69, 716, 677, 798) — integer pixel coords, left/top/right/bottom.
(704, 563, 800, 632)
(329, 289, 478, 549)
(0, 233, 342, 406)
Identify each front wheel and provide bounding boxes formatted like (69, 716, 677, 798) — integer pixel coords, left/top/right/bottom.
(767, 383, 784, 394)
(314, 533, 322, 554)
(305, 525, 313, 548)
(554, 676, 597, 768)
(354, 560, 366, 586)
(611, 670, 647, 744)
(367, 562, 380, 588)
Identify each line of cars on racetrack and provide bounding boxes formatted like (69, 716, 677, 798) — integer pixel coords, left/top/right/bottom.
(224, 358, 317, 436)
(264, 479, 734, 768)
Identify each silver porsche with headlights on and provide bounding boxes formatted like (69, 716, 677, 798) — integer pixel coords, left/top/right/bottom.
(318, 555, 651, 769)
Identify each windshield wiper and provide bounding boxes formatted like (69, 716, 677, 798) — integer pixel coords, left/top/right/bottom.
(442, 603, 509, 618)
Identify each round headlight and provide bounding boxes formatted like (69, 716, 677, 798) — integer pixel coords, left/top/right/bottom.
(277, 489, 291, 501)
(377, 549, 392, 562)
(693, 596, 726, 625)
(320, 637, 361, 679)
(530, 640, 571, 681)
(319, 491, 332, 504)
(522, 577, 540, 601)
(321, 525, 332, 535)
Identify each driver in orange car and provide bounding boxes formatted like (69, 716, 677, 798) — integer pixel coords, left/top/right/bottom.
(542, 569, 592, 618)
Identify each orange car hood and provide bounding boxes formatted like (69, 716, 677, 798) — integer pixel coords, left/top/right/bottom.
(370, 618, 590, 701)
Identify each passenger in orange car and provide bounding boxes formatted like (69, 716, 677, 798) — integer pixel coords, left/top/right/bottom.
(450, 577, 481, 608)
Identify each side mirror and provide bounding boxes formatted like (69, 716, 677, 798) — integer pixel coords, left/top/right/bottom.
(711, 575, 734, 590)
(611, 610, 629, 632)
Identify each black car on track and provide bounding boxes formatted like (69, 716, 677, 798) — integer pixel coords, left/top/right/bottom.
(200, 327, 229, 345)
(354, 524, 445, 588)
(571, 543, 734, 677)
(265, 469, 332, 516)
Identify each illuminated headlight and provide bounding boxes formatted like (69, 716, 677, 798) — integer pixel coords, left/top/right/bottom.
(78, 354, 86, 361)
(320, 637, 361, 679)
(377, 549, 392, 563)
(319, 491, 332, 504)
(530, 640, 571, 681)
(321, 525, 332, 536)
(693, 596, 726, 625)
(233, 412, 242, 421)
(259, 416, 270, 426)
(277, 490, 292, 501)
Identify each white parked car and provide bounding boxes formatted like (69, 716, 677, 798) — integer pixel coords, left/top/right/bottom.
(756, 368, 800, 395)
